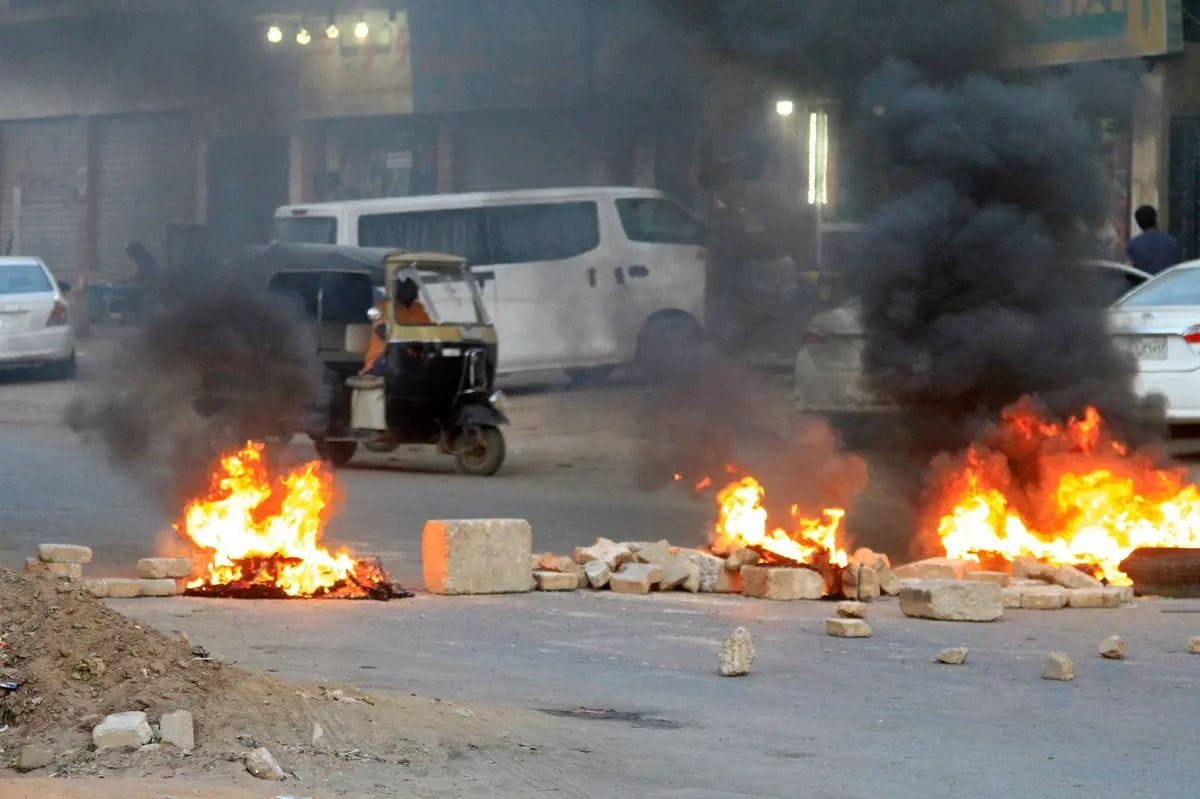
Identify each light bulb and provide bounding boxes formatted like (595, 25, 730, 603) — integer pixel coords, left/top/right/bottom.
(326, 22, 340, 39)
(296, 27, 312, 45)
(775, 99, 795, 117)
(266, 24, 283, 44)
(354, 19, 369, 40)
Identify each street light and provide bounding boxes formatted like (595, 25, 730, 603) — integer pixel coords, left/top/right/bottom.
(775, 99, 795, 117)
(266, 24, 283, 44)
(354, 17, 369, 40)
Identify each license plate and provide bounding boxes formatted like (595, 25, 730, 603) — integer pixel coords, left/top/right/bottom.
(1129, 337, 1168, 361)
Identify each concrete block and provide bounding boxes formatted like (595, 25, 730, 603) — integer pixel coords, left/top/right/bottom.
(965, 571, 1011, 587)
(678, 549, 739, 592)
(877, 566, 902, 596)
(15, 743, 54, 771)
(725, 548, 760, 571)
(1020, 585, 1069, 610)
(534, 552, 574, 572)
(534, 571, 578, 591)
(740, 565, 824, 600)
(609, 563, 664, 594)
(137, 579, 182, 597)
(899, 580, 1002, 622)
(37, 543, 93, 564)
(633, 539, 672, 565)
(718, 627, 754, 676)
(1042, 652, 1075, 681)
(101, 578, 147, 599)
(853, 547, 890, 570)
(136, 558, 193, 579)
(422, 519, 533, 595)
(79, 579, 110, 598)
(842, 564, 880, 600)
(893, 558, 980, 581)
(583, 560, 611, 589)
(1052, 564, 1102, 590)
(23, 557, 47, 574)
(1012, 556, 1058, 582)
(1001, 587, 1022, 609)
(45, 562, 82, 579)
(159, 710, 195, 751)
(92, 711, 154, 750)
(825, 618, 871, 638)
(572, 538, 633, 570)
(1098, 635, 1126, 660)
(1189, 636, 1200, 655)
(1068, 587, 1125, 608)
(936, 647, 969, 665)
(836, 600, 867, 618)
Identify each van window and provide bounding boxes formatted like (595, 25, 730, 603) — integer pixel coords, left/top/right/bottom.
(274, 216, 337, 244)
(485, 202, 599, 264)
(616, 198, 704, 245)
(358, 208, 488, 263)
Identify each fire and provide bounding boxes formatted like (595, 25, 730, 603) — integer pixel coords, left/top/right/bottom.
(712, 476, 849, 568)
(178, 442, 387, 598)
(932, 402, 1200, 584)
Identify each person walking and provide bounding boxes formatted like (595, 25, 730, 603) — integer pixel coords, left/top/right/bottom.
(1126, 205, 1182, 275)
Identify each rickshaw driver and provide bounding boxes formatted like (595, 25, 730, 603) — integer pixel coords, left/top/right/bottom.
(360, 277, 433, 375)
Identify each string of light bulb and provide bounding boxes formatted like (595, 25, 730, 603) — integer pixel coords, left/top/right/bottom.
(265, 9, 396, 46)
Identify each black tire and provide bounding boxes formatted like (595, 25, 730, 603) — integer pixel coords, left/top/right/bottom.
(315, 438, 358, 467)
(454, 426, 506, 476)
(636, 314, 703, 382)
(45, 352, 77, 381)
(565, 366, 614, 387)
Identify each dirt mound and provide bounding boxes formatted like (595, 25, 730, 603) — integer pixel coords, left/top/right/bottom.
(0, 569, 527, 791)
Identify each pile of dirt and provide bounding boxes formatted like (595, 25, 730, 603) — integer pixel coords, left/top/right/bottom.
(0, 569, 530, 791)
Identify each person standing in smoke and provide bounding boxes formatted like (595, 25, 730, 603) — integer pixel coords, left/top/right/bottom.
(1126, 205, 1182, 275)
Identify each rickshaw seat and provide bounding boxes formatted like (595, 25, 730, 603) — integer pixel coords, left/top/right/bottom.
(346, 374, 385, 390)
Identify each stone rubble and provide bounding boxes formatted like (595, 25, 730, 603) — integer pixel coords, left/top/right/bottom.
(609, 563, 664, 594)
(571, 538, 633, 570)
(1051, 564, 1103, 590)
(533, 570, 578, 591)
(825, 618, 871, 638)
(899, 580, 1003, 622)
(935, 647, 969, 665)
(15, 743, 54, 772)
(894, 557, 980, 581)
(158, 709, 195, 751)
(583, 560, 612, 589)
(1041, 652, 1076, 681)
(740, 565, 824, 600)
(1188, 636, 1200, 655)
(835, 600, 868, 618)
(92, 711, 155, 750)
(718, 627, 754, 676)
(244, 746, 287, 780)
(136, 557, 194, 579)
(1019, 585, 1070, 610)
(1098, 635, 1126, 660)
(37, 543, 93, 564)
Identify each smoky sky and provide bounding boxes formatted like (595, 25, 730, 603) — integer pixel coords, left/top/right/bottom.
(67, 274, 324, 511)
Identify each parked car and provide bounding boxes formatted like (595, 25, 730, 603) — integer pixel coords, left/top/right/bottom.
(0, 257, 76, 378)
(794, 259, 1151, 418)
(1108, 259, 1200, 426)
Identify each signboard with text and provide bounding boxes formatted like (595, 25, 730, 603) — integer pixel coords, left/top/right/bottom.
(1002, 0, 1183, 67)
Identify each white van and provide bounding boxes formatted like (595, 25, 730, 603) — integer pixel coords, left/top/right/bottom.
(272, 187, 707, 378)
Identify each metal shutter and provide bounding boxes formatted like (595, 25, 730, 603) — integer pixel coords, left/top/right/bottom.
(0, 117, 86, 280)
(95, 112, 196, 280)
(456, 110, 599, 191)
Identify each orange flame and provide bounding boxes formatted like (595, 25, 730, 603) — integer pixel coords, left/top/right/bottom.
(712, 476, 849, 567)
(932, 403, 1200, 584)
(178, 442, 367, 597)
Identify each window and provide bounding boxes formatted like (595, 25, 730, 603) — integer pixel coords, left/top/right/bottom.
(273, 216, 337, 244)
(484, 202, 599, 264)
(1117, 268, 1200, 308)
(0, 264, 52, 295)
(358, 209, 489, 263)
(268, 272, 374, 322)
(616, 198, 704, 245)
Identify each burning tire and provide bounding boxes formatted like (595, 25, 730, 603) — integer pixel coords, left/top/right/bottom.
(453, 425, 505, 476)
(1118, 547, 1200, 597)
(314, 438, 358, 467)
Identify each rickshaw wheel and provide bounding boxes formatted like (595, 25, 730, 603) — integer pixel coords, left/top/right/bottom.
(315, 438, 358, 467)
(453, 426, 505, 476)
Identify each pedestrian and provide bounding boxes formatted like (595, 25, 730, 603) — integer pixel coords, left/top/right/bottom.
(1126, 205, 1182, 275)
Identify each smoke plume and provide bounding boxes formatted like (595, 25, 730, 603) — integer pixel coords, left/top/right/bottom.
(67, 275, 323, 510)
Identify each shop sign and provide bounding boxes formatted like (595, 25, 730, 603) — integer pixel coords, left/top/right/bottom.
(1002, 0, 1183, 67)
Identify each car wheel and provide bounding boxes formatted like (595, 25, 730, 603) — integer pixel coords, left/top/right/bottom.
(314, 438, 358, 467)
(454, 426, 505, 476)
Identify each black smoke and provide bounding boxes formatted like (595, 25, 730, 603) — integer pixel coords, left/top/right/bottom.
(66, 274, 323, 510)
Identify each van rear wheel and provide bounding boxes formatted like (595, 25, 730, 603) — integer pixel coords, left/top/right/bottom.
(454, 426, 505, 476)
(315, 438, 358, 467)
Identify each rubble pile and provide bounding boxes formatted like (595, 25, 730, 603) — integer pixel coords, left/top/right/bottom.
(894, 556, 1133, 612)
(23, 544, 193, 599)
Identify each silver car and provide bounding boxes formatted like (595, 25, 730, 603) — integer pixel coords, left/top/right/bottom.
(795, 260, 1151, 418)
(0, 257, 76, 378)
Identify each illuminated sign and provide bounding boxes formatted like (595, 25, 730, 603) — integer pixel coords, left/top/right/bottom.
(1002, 0, 1183, 67)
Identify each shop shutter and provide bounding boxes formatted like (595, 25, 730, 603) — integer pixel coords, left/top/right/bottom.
(456, 110, 599, 192)
(95, 112, 196, 280)
(0, 117, 86, 280)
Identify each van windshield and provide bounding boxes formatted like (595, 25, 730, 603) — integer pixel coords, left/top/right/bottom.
(274, 216, 337, 244)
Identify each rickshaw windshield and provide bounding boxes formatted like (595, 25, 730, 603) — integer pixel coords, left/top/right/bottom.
(393, 263, 489, 325)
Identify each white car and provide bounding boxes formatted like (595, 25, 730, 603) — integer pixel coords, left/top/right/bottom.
(795, 260, 1151, 418)
(1108, 260, 1200, 425)
(0, 257, 76, 378)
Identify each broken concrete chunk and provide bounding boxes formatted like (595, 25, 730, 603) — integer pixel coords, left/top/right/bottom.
(15, 743, 54, 771)
(964, 571, 1011, 587)
(583, 560, 612, 589)
(656, 556, 699, 591)
(534, 571, 578, 591)
(678, 549, 737, 592)
(836, 600, 867, 619)
(572, 538, 632, 570)
(1098, 636, 1126, 660)
(93, 711, 154, 750)
(45, 562, 82, 579)
(853, 547, 890, 570)
(718, 627, 754, 676)
(725, 548, 760, 571)
(37, 543, 93, 564)
(893, 557, 980, 581)
(825, 618, 871, 638)
(609, 563, 664, 594)
(1068, 587, 1126, 609)
(1052, 564, 1103, 590)
(1020, 585, 1069, 610)
(244, 746, 286, 780)
(899, 580, 1002, 622)
(740, 565, 824, 600)
(633, 539, 672, 565)
(138, 578, 183, 597)
(534, 552, 574, 572)
(681, 564, 702, 593)
(22, 557, 46, 574)
(1012, 556, 1058, 582)
(158, 710, 195, 751)
(136, 557, 193, 579)
(1189, 636, 1200, 655)
(877, 566, 901, 596)
(422, 519, 533, 595)
(857, 565, 880, 600)
(102, 579, 146, 599)
(1001, 587, 1022, 609)
(79, 578, 110, 598)
(935, 647, 969, 665)
(1041, 652, 1076, 681)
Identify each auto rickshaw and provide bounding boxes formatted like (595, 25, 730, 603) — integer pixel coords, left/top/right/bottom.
(255, 243, 508, 475)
